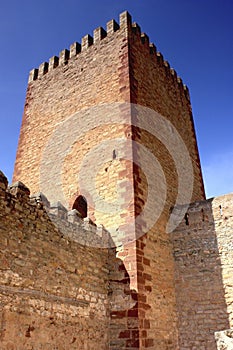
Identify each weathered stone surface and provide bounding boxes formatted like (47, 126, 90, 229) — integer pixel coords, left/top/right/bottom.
(215, 329, 233, 350)
(0, 171, 138, 349)
(8, 181, 30, 198)
(30, 192, 50, 208)
(172, 194, 233, 349)
(0, 170, 8, 190)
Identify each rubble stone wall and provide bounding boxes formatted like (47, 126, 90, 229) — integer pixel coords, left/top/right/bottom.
(171, 193, 233, 349)
(0, 171, 111, 350)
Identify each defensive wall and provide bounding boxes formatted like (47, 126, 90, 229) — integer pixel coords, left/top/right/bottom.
(0, 171, 142, 350)
(172, 193, 233, 349)
(1, 169, 233, 349)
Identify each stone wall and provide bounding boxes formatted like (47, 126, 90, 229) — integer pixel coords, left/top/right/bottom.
(0, 170, 140, 350)
(2, 164, 233, 350)
(0, 170, 109, 349)
(171, 193, 233, 349)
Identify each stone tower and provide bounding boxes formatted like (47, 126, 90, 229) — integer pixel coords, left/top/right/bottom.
(13, 11, 206, 349)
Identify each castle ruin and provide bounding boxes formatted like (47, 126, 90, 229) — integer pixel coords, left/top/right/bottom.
(0, 11, 233, 350)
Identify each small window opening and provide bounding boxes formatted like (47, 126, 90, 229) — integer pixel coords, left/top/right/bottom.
(219, 205, 223, 216)
(184, 213, 189, 225)
(72, 195, 87, 218)
(201, 208, 205, 222)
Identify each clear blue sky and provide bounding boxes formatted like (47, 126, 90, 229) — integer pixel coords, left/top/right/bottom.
(0, 0, 232, 198)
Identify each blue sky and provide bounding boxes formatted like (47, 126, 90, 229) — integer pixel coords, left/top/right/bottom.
(0, 0, 232, 198)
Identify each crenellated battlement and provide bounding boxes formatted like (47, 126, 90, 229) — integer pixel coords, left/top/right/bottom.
(28, 11, 189, 99)
(0, 170, 111, 249)
(172, 192, 233, 230)
(28, 12, 125, 83)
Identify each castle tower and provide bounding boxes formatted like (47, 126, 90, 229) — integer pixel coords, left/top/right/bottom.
(13, 11, 205, 349)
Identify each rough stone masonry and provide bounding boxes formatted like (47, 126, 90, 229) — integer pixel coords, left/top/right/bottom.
(0, 10, 233, 350)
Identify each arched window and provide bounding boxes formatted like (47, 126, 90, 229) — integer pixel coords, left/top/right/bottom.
(72, 195, 87, 218)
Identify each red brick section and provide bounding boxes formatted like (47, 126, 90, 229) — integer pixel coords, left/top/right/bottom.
(108, 248, 140, 350)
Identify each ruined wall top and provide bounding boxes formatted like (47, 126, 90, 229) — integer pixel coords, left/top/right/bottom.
(0, 170, 111, 249)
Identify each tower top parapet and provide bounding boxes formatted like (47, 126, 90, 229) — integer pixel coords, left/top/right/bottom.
(28, 11, 190, 100)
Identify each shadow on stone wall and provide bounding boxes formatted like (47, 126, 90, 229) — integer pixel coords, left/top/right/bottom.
(171, 198, 231, 349)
